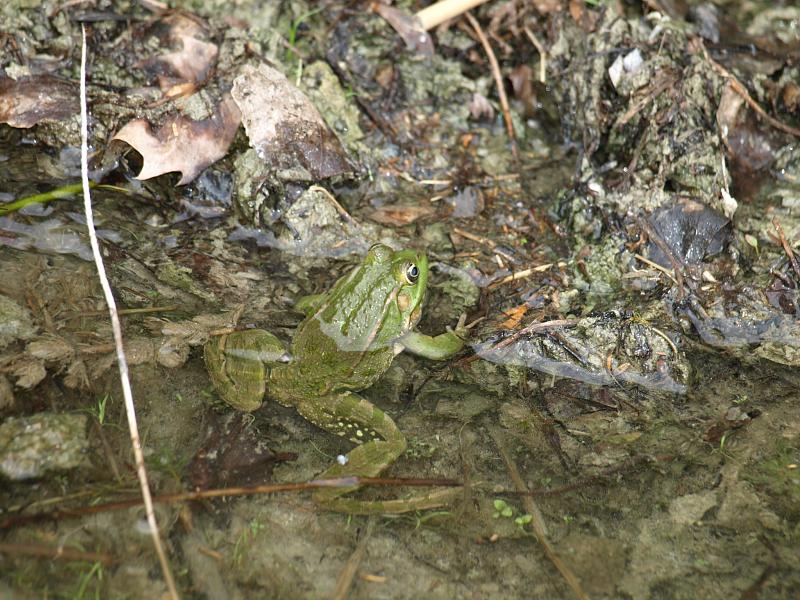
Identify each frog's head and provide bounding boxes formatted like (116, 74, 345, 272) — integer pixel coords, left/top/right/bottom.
(367, 243, 428, 333)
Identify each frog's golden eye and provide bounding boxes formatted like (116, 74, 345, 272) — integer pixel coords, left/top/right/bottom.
(404, 262, 420, 284)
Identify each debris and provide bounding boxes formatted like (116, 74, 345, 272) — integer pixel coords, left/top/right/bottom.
(0, 295, 37, 349)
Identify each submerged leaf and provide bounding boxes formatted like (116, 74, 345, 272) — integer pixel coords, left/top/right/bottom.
(0, 75, 78, 128)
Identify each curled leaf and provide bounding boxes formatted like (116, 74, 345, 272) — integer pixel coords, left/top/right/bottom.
(113, 94, 241, 185)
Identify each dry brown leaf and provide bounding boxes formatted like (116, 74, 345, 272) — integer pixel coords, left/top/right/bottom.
(26, 336, 75, 361)
(501, 304, 529, 330)
(11, 358, 46, 389)
(231, 63, 352, 180)
(135, 13, 218, 96)
(0, 375, 14, 409)
(113, 94, 241, 185)
(469, 92, 495, 121)
(0, 75, 78, 128)
(568, 0, 599, 32)
(368, 204, 435, 226)
(138, 34, 218, 96)
(63, 360, 90, 390)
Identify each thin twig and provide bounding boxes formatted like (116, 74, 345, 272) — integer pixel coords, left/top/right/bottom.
(64, 304, 180, 319)
(309, 185, 358, 226)
(483, 318, 576, 354)
(416, 0, 491, 29)
(452, 226, 496, 248)
(636, 217, 687, 298)
(633, 253, 680, 287)
(79, 25, 180, 600)
(1, 476, 461, 529)
(0, 542, 114, 566)
(523, 26, 547, 83)
(703, 44, 800, 139)
(490, 428, 591, 600)
(464, 11, 517, 158)
(332, 518, 374, 600)
(647, 324, 679, 357)
(771, 217, 800, 281)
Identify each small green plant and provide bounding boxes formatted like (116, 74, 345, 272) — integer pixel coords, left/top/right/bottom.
(82, 393, 110, 425)
(414, 510, 453, 528)
(492, 499, 533, 531)
(73, 561, 104, 600)
(492, 499, 513, 518)
(285, 7, 324, 64)
(233, 519, 265, 566)
(514, 514, 533, 529)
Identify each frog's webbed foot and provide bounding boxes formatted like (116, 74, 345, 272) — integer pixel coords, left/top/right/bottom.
(296, 392, 463, 515)
(204, 329, 290, 411)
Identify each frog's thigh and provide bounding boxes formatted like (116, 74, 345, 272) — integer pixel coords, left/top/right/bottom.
(204, 329, 288, 411)
(294, 292, 328, 316)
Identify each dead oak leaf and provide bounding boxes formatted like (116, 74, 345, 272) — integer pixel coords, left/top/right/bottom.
(113, 94, 241, 185)
(137, 33, 218, 95)
(134, 12, 218, 98)
(0, 75, 78, 128)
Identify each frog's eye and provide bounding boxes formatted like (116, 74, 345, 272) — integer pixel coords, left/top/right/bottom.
(404, 262, 420, 284)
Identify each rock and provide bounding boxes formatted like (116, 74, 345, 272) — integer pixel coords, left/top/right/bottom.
(0, 413, 89, 480)
(0, 294, 37, 349)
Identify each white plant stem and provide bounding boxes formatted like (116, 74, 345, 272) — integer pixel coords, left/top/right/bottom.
(79, 24, 180, 600)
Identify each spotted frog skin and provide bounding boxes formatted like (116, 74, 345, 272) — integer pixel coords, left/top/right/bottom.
(204, 243, 468, 513)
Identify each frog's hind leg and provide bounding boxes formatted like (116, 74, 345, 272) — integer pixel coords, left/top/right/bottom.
(204, 329, 289, 412)
(296, 392, 462, 514)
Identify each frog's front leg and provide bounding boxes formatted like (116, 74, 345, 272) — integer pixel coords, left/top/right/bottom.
(400, 314, 468, 360)
(296, 392, 461, 514)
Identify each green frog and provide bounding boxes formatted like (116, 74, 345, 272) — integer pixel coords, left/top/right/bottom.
(204, 243, 468, 513)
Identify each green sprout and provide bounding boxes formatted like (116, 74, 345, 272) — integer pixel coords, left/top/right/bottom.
(492, 499, 513, 519)
(285, 7, 324, 64)
(0, 182, 127, 215)
(233, 519, 265, 566)
(514, 514, 533, 529)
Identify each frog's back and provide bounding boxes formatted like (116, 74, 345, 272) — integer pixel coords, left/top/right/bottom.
(270, 258, 405, 401)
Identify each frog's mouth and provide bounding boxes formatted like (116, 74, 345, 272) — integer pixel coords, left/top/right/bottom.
(408, 293, 424, 328)
(396, 288, 424, 330)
